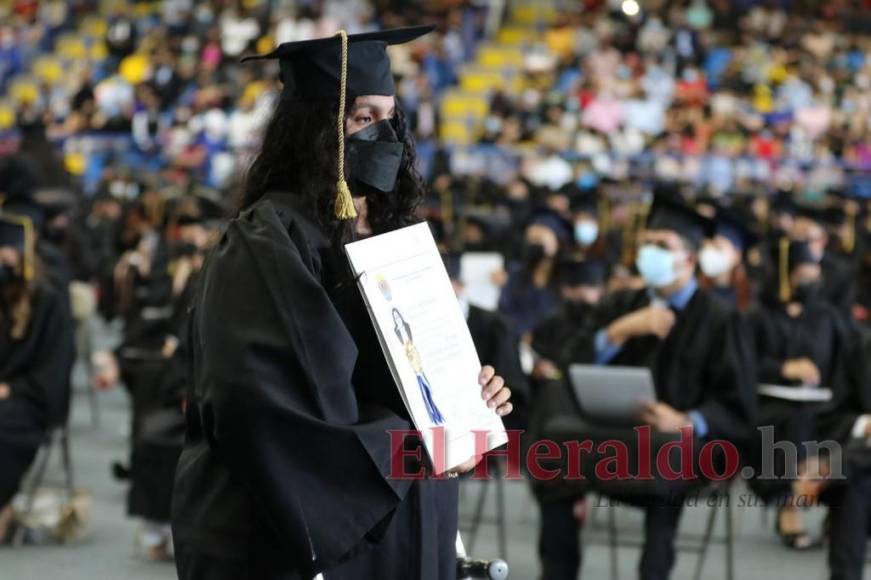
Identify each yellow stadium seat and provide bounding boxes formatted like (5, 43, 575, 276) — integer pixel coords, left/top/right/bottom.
(81, 16, 107, 38)
(119, 53, 151, 84)
(9, 79, 39, 105)
(64, 152, 87, 176)
(0, 104, 15, 130)
(477, 45, 524, 69)
(441, 92, 489, 118)
(33, 57, 63, 84)
(440, 121, 476, 146)
(90, 42, 109, 61)
(496, 27, 538, 45)
(56, 34, 88, 61)
(512, 4, 556, 26)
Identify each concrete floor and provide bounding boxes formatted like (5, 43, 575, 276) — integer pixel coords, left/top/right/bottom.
(0, 321, 854, 580)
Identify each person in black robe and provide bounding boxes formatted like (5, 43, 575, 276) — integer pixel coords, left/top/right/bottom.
(816, 324, 871, 580)
(747, 240, 853, 549)
(172, 27, 513, 580)
(531, 258, 607, 373)
(128, 205, 223, 561)
(534, 191, 756, 580)
(0, 213, 75, 540)
(445, 252, 528, 431)
(791, 207, 857, 317)
(697, 202, 759, 312)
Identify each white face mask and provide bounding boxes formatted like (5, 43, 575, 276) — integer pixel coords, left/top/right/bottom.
(699, 246, 733, 278)
(636, 244, 683, 288)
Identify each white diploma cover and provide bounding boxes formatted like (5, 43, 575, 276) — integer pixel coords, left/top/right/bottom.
(345, 223, 508, 473)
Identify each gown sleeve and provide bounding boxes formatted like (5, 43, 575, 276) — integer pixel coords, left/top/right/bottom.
(193, 201, 414, 576)
(7, 286, 75, 424)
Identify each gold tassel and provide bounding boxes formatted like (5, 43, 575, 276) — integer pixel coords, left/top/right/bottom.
(333, 29, 357, 220)
(778, 236, 790, 303)
(845, 204, 857, 254)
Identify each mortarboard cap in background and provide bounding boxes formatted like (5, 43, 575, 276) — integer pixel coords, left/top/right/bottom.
(712, 203, 759, 253)
(646, 188, 714, 248)
(558, 258, 606, 286)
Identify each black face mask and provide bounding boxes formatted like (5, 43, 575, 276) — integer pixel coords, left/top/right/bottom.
(523, 242, 547, 264)
(346, 119, 405, 194)
(0, 264, 19, 286)
(43, 225, 67, 244)
(565, 301, 593, 321)
(793, 280, 821, 304)
(173, 242, 200, 258)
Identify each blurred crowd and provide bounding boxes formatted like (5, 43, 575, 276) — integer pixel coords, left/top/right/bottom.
(3, 0, 871, 579)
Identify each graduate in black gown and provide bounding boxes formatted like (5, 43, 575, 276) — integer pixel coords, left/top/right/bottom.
(697, 202, 759, 312)
(171, 27, 513, 580)
(536, 191, 755, 580)
(817, 324, 871, 580)
(791, 207, 857, 317)
(445, 253, 528, 431)
(747, 239, 854, 549)
(0, 212, 75, 539)
(128, 203, 222, 561)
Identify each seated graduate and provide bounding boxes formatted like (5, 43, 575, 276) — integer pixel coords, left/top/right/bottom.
(816, 323, 871, 580)
(697, 202, 759, 311)
(497, 210, 568, 342)
(127, 201, 223, 561)
(746, 239, 853, 549)
(171, 27, 513, 580)
(536, 189, 755, 580)
(531, 258, 607, 377)
(791, 206, 856, 317)
(445, 252, 528, 431)
(0, 213, 75, 540)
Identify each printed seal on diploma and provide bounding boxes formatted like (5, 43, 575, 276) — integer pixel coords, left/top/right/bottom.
(345, 222, 508, 473)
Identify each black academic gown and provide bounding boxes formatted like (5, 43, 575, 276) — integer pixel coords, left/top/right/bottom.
(745, 299, 850, 501)
(172, 192, 458, 580)
(815, 324, 871, 580)
(530, 286, 755, 580)
(467, 304, 528, 430)
(0, 283, 75, 506)
(821, 253, 857, 317)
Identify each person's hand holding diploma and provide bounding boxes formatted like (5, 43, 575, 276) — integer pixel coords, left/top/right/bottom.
(448, 365, 513, 475)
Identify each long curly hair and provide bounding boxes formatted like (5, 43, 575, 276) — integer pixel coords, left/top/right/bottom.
(239, 96, 425, 246)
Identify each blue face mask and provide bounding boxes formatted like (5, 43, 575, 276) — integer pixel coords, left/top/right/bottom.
(575, 221, 599, 246)
(636, 244, 679, 288)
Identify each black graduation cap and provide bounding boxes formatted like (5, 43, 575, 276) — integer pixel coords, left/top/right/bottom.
(712, 204, 759, 253)
(241, 26, 434, 221)
(775, 238, 820, 303)
(241, 26, 434, 101)
(569, 191, 598, 215)
(33, 188, 78, 220)
(770, 190, 798, 216)
(528, 208, 573, 242)
(0, 212, 36, 281)
(558, 258, 606, 286)
(3, 199, 45, 232)
(645, 190, 714, 248)
(787, 240, 819, 270)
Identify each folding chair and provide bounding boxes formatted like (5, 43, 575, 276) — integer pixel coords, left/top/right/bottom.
(584, 481, 735, 580)
(12, 425, 75, 547)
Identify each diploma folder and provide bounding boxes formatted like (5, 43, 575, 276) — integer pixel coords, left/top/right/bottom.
(345, 223, 507, 474)
(569, 364, 657, 426)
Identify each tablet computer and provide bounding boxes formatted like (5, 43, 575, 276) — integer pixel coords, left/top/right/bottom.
(568, 364, 657, 425)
